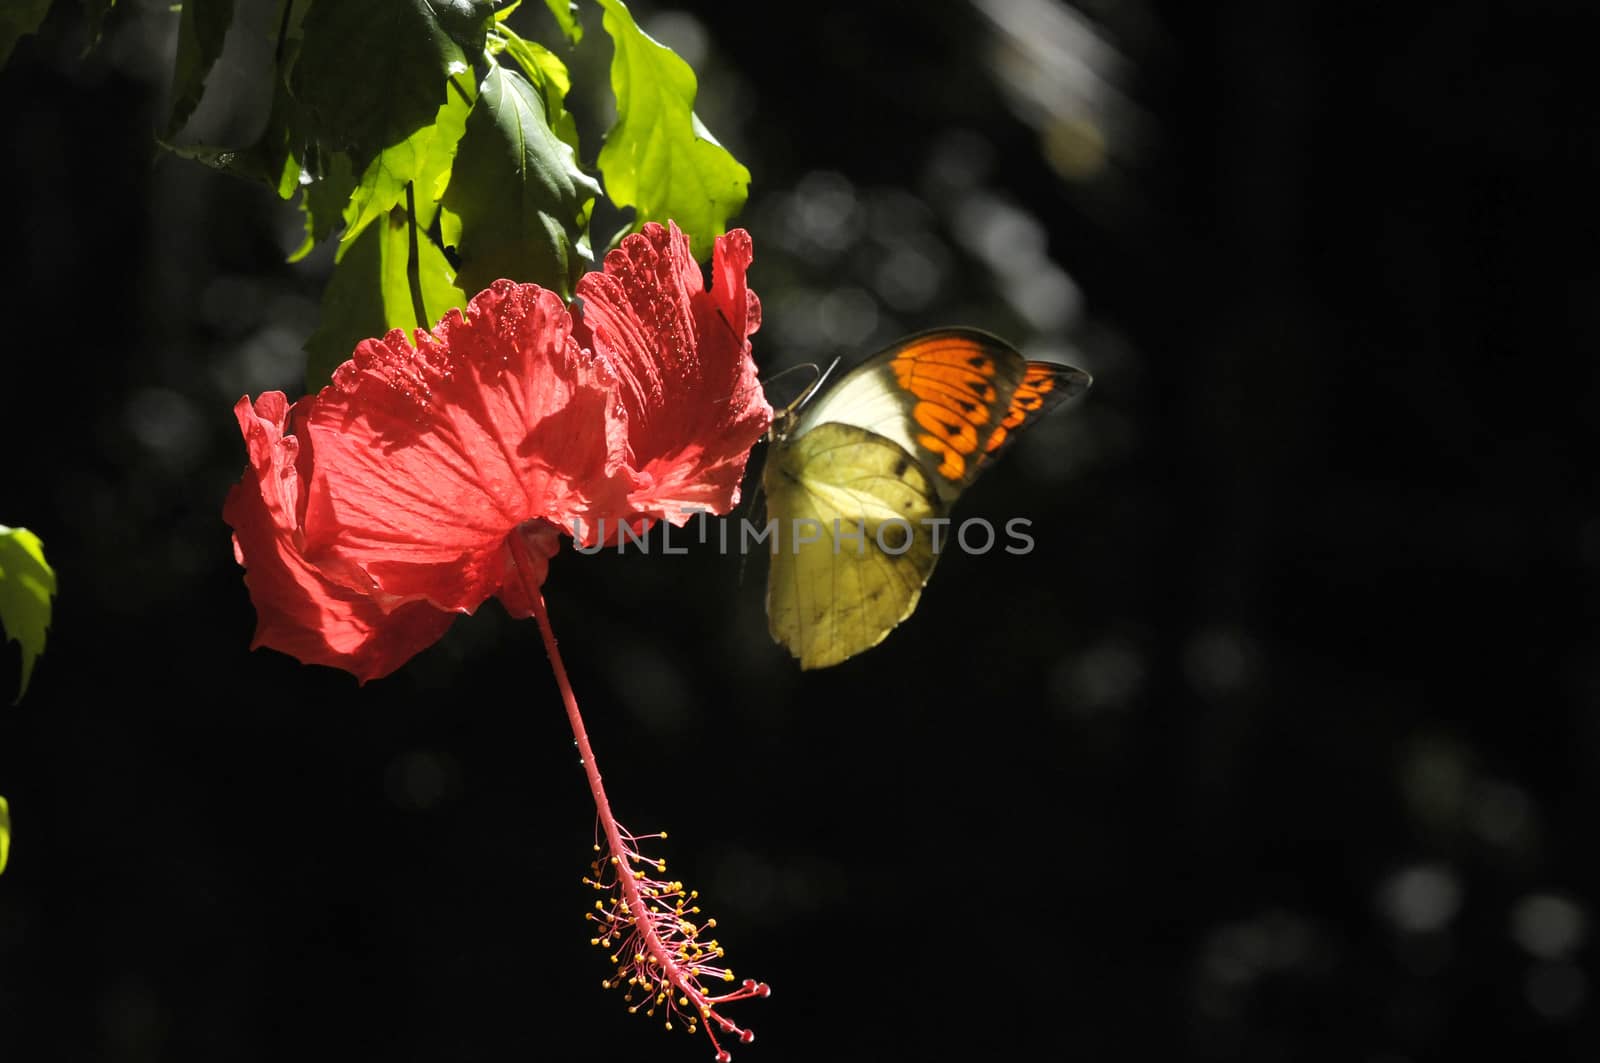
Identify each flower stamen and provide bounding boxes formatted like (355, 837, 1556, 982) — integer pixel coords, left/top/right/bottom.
(583, 826, 769, 1058)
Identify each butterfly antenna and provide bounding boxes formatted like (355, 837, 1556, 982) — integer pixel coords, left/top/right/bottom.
(705, 357, 837, 414)
(793, 356, 842, 413)
(760, 360, 822, 391)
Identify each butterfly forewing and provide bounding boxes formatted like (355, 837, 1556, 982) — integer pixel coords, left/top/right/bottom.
(796, 329, 1025, 502)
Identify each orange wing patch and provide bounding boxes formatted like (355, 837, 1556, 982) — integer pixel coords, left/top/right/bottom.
(979, 361, 1092, 466)
(983, 363, 1059, 454)
(890, 335, 1010, 482)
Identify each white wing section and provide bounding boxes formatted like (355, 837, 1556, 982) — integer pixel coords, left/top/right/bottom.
(792, 351, 922, 458)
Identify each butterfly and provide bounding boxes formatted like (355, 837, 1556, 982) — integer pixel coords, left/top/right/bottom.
(762, 328, 1092, 669)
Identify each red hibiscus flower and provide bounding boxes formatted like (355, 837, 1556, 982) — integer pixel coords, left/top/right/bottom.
(223, 222, 771, 681)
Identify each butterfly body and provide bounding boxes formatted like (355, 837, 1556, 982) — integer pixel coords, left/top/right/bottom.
(763, 328, 1090, 669)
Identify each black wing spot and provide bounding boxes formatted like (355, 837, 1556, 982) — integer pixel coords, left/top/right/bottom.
(893, 456, 910, 477)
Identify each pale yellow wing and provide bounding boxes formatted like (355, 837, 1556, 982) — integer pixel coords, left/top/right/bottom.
(764, 422, 945, 669)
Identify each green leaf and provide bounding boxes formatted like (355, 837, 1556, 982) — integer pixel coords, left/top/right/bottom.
(291, 0, 496, 166)
(341, 74, 474, 251)
(164, 137, 292, 193)
(542, 0, 581, 45)
(160, 3, 305, 196)
(441, 63, 599, 298)
(0, 795, 9, 876)
(497, 28, 579, 152)
(289, 148, 357, 262)
(0, 526, 56, 703)
(594, 0, 749, 259)
(166, 0, 236, 137)
(414, 79, 477, 204)
(0, 0, 53, 70)
(304, 203, 468, 388)
(260, 83, 309, 201)
(161, 78, 303, 197)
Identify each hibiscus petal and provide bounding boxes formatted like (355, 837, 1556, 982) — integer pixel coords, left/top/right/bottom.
(224, 395, 454, 682)
(572, 222, 771, 524)
(301, 282, 631, 614)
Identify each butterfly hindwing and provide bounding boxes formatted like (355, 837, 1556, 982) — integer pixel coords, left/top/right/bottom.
(764, 422, 944, 670)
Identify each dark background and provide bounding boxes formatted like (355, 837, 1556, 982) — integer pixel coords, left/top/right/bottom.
(2, 0, 1596, 1060)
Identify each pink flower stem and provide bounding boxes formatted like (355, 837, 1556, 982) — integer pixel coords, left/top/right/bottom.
(519, 559, 693, 1003)
(526, 589, 634, 877)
